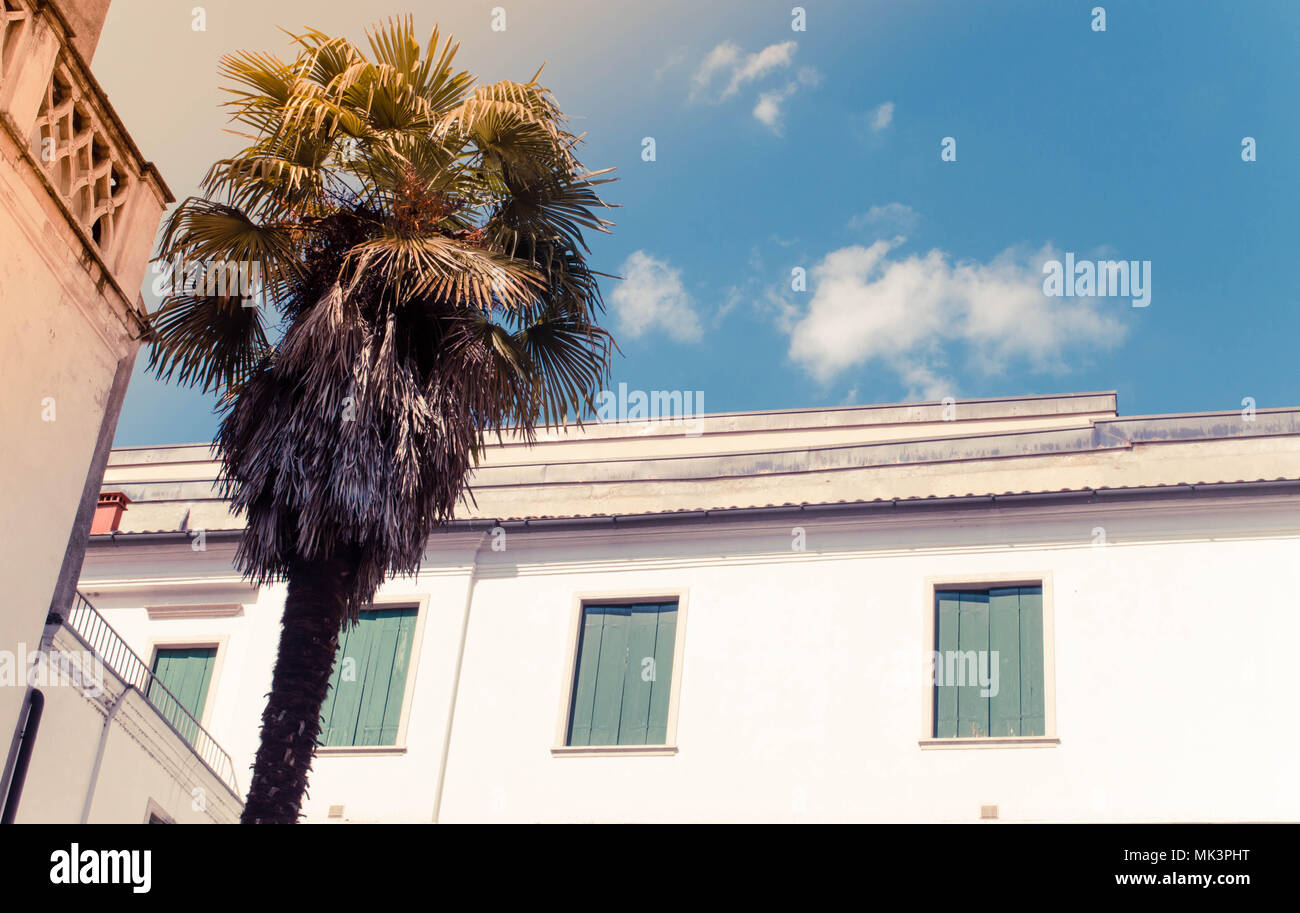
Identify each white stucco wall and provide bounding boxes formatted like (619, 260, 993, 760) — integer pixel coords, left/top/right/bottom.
(0, 2, 169, 770)
(0, 122, 130, 756)
(78, 535, 484, 823)
(12, 626, 241, 824)
(78, 490, 1300, 823)
(435, 495, 1299, 823)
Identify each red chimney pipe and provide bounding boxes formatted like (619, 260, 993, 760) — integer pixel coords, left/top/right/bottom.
(90, 491, 129, 534)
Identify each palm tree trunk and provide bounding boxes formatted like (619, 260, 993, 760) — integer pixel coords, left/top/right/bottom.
(240, 556, 353, 823)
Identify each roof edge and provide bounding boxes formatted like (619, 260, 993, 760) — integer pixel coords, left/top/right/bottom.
(85, 478, 1300, 543)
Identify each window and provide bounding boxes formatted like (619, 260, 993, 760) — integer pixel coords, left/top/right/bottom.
(144, 800, 174, 824)
(319, 606, 417, 747)
(149, 646, 217, 745)
(933, 586, 1044, 738)
(566, 601, 678, 747)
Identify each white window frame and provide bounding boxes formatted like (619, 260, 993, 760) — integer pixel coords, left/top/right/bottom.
(552, 588, 690, 758)
(918, 572, 1059, 749)
(144, 635, 229, 729)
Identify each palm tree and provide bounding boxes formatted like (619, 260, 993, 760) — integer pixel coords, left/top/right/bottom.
(147, 18, 615, 823)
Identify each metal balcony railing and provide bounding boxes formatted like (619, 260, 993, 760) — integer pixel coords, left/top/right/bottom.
(65, 592, 241, 797)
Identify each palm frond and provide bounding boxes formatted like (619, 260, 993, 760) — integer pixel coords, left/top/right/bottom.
(148, 19, 616, 617)
(343, 232, 544, 308)
(147, 294, 271, 392)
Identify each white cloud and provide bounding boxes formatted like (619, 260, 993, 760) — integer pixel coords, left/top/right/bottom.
(753, 82, 798, 133)
(690, 41, 742, 99)
(717, 286, 744, 325)
(894, 364, 953, 402)
(610, 251, 702, 343)
(848, 202, 920, 236)
(723, 41, 798, 97)
(654, 49, 686, 82)
(785, 240, 1126, 394)
(796, 66, 822, 88)
(691, 40, 799, 101)
(751, 66, 824, 133)
(725, 281, 802, 334)
(871, 100, 894, 131)
(691, 41, 819, 134)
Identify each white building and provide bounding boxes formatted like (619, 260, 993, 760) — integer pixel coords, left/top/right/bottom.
(41, 391, 1298, 823)
(0, 0, 185, 821)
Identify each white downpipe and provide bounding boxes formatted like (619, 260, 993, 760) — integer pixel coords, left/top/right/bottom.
(431, 530, 488, 823)
(80, 686, 128, 824)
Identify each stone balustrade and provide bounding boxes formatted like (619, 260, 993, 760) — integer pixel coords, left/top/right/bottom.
(0, 0, 171, 308)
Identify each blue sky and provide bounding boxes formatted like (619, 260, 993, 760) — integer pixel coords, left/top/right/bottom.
(97, 0, 1300, 445)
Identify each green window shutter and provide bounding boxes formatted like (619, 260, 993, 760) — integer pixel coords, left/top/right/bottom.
(1018, 587, 1045, 736)
(934, 592, 961, 738)
(646, 605, 677, 745)
(617, 607, 659, 745)
(377, 609, 417, 745)
(566, 610, 606, 747)
(320, 606, 418, 747)
(988, 587, 1023, 737)
(149, 647, 217, 745)
(588, 607, 630, 746)
(934, 586, 1045, 738)
(956, 591, 990, 738)
(567, 602, 679, 747)
(355, 608, 400, 746)
(319, 621, 359, 746)
(322, 617, 372, 746)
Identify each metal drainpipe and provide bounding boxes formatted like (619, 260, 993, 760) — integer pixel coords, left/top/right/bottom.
(1, 615, 63, 820)
(431, 529, 489, 823)
(79, 686, 129, 824)
(0, 683, 35, 815)
(0, 690, 45, 825)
